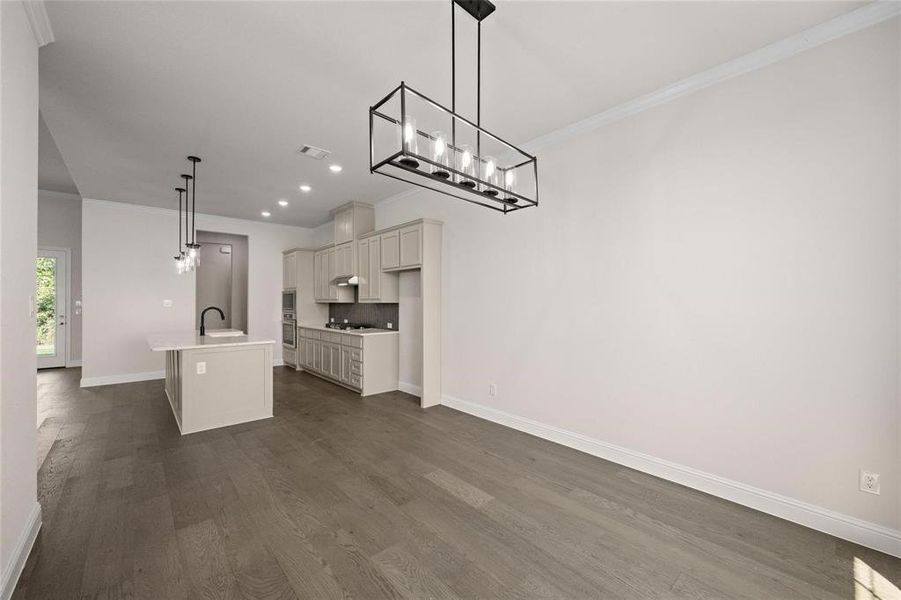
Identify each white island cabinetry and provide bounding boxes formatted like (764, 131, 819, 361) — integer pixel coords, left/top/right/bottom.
(149, 332, 275, 434)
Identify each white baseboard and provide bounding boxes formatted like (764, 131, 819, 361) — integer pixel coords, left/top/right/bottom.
(398, 381, 422, 397)
(441, 394, 901, 558)
(0, 502, 42, 600)
(273, 359, 285, 367)
(80, 370, 164, 388)
(65, 359, 82, 368)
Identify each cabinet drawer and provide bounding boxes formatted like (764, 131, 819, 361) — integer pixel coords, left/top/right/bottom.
(349, 360, 363, 376)
(322, 331, 342, 343)
(348, 347, 363, 362)
(348, 373, 362, 389)
(299, 328, 320, 339)
(342, 335, 363, 349)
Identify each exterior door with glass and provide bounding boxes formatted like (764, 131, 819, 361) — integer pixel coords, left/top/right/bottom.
(36, 249, 68, 369)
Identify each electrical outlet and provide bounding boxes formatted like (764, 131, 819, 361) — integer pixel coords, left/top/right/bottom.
(387, 322, 393, 329)
(488, 383, 497, 397)
(860, 470, 880, 495)
(163, 299, 173, 308)
(196, 361, 206, 375)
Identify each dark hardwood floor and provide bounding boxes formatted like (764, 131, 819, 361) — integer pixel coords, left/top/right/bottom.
(14, 366, 901, 599)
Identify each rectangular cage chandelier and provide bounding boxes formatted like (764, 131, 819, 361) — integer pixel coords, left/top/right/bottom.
(369, 0, 539, 214)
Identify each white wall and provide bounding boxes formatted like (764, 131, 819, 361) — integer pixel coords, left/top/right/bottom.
(375, 21, 901, 534)
(81, 200, 317, 384)
(38, 190, 82, 363)
(0, 0, 40, 589)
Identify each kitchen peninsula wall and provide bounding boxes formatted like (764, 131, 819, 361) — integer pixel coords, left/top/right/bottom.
(329, 302, 398, 330)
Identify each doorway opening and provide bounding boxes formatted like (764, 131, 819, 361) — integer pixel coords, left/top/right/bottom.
(36, 248, 69, 369)
(195, 231, 248, 333)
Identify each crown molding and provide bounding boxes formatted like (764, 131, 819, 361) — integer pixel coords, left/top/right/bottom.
(520, 0, 901, 155)
(21, 0, 55, 47)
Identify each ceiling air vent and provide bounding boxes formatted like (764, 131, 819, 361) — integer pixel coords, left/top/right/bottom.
(297, 144, 330, 160)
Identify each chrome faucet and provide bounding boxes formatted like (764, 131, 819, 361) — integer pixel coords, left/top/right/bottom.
(199, 306, 225, 336)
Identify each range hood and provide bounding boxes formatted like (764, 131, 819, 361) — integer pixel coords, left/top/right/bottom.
(331, 275, 359, 287)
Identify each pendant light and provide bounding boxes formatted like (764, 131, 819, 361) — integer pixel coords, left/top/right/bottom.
(183, 156, 202, 270)
(174, 186, 187, 274)
(368, 0, 538, 213)
(180, 172, 196, 270)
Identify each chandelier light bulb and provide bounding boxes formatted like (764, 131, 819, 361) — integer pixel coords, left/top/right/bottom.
(398, 115, 420, 169)
(481, 156, 498, 196)
(457, 144, 476, 187)
(503, 168, 518, 204)
(430, 130, 450, 179)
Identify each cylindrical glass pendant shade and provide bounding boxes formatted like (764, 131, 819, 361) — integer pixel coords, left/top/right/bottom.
(398, 115, 420, 169)
(457, 144, 476, 187)
(430, 130, 450, 179)
(480, 156, 498, 196)
(502, 169, 518, 204)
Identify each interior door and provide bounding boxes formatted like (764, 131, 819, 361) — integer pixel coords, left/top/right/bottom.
(36, 249, 68, 369)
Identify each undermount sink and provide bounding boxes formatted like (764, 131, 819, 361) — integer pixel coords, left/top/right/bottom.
(204, 329, 245, 338)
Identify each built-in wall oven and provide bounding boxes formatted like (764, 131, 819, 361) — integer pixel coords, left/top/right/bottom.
(282, 289, 297, 367)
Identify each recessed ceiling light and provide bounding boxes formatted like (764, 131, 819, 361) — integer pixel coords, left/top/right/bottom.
(329, 164, 342, 173)
(299, 184, 311, 192)
(278, 199, 289, 207)
(261, 211, 271, 217)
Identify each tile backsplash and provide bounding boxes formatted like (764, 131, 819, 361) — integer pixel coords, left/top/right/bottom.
(329, 302, 399, 330)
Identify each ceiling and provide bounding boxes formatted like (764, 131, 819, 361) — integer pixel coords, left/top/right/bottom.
(38, 114, 79, 195)
(39, 0, 863, 227)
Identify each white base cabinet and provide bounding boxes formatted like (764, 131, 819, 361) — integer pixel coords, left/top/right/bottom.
(297, 327, 398, 396)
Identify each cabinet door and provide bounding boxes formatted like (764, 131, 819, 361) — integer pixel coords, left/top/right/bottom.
(334, 209, 352, 245)
(327, 248, 338, 300)
(312, 339, 321, 371)
(381, 230, 399, 270)
(329, 344, 342, 379)
(357, 239, 370, 300)
(399, 225, 422, 267)
(340, 347, 351, 383)
(320, 341, 331, 374)
(314, 252, 326, 302)
(283, 252, 297, 289)
(369, 236, 381, 299)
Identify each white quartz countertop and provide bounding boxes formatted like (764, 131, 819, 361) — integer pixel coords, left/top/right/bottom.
(147, 331, 276, 351)
(296, 324, 399, 337)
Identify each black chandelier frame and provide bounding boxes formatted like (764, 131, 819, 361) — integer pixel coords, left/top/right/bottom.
(368, 0, 539, 214)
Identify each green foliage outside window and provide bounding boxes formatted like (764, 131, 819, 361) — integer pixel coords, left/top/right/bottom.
(36, 257, 56, 355)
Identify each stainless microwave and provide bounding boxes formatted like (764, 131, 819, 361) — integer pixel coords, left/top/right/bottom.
(282, 289, 296, 312)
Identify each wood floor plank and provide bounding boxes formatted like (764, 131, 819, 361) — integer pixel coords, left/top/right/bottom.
(12, 367, 900, 600)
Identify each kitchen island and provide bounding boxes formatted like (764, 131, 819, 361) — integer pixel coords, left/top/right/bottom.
(148, 331, 275, 434)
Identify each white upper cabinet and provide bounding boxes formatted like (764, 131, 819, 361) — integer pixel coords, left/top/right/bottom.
(334, 208, 354, 245)
(283, 251, 297, 289)
(334, 242, 355, 278)
(359, 235, 397, 303)
(399, 224, 422, 268)
(331, 202, 375, 246)
(381, 230, 399, 270)
(357, 239, 371, 299)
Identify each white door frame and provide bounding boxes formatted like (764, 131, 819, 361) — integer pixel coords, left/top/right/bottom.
(37, 247, 71, 369)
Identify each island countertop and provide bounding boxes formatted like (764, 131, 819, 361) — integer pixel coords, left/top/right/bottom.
(147, 331, 276, 352)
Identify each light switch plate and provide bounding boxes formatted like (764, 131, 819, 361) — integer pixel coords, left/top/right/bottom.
(163, 299, 173, 308)
(196, 361, 206, 375)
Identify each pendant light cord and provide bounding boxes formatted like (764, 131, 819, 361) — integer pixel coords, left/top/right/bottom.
(191, 159, 197, 244)
(451, 0, 455, 150)
(178, 189, 182, 252)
